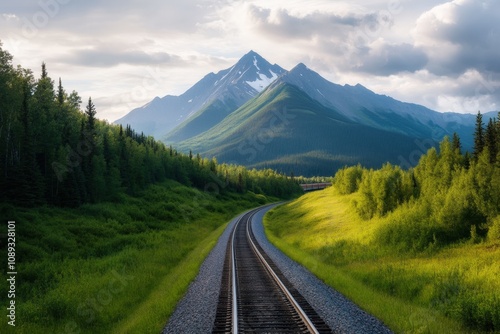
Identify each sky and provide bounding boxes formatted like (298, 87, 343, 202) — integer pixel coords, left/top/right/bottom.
(1, 0, 499, 122)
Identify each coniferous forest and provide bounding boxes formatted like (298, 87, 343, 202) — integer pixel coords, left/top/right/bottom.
(0, 42, 302, 208)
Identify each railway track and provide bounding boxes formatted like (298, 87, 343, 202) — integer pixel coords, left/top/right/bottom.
(212, 207, 332, 333)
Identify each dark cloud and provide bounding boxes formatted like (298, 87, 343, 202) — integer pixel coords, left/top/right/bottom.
(355, 43, 428, 75)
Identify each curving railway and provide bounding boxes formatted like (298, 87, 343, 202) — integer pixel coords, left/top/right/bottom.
(212, 207, 333, 333)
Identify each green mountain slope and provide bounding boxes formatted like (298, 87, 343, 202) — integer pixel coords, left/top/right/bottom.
(164, 97, 239, 143)
(177, 83, 430, 176)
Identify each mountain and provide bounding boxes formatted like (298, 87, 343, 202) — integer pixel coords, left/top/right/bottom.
(273, 63, 482, 149)
(175, 83, 430, 176)
(114, 51, 285, 139)
(116, 51, 495, 176)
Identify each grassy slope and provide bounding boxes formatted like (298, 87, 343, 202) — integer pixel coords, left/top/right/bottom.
(0, 180, 272, 334)
(264, 188, 500, 333)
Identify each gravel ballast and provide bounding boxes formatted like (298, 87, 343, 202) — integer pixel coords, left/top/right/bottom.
(163, 204, 393, 333)
(161, 211, 245, 334)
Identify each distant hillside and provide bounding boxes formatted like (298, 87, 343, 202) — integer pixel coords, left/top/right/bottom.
(176, 83, 427, 176)
(272, 63, 484, 150)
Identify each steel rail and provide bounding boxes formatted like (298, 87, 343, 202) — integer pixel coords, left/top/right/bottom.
(212, 205, 329, 333)
(244, 209, 320, 334)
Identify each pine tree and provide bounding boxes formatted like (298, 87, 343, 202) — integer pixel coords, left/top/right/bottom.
(473, 111, 485, 161)
(17, 81, 41, 206)
(85, 97, 97, 134)
(57, 78, 65, 105)
(485, 118, 498, 164)
(452, 132, 462, 154)
(84, 97, 100, 201)
(33, 63, 58, 202)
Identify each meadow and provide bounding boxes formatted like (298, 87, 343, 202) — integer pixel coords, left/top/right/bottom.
(0, 180, 272, 334)
(265, 188, 500, 333)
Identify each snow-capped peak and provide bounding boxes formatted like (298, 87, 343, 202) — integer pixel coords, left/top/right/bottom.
(246, 70, 279, 92)
(253, 56, 260, 71)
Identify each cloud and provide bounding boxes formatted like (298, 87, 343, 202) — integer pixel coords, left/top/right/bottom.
(246, 4, 381, 41)
(413, 0, 500, 76)
(355, 41, 428, 75)
(60, 48, 185, 67)
(241, 3, 402, 74)
(2, 0, 500, 120)
(1, 0, 214, 39)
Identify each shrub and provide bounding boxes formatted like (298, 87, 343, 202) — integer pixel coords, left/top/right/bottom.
(487, 215, 500, 241)
(374, 202, 444, 252)
(334, 165, 363, 195)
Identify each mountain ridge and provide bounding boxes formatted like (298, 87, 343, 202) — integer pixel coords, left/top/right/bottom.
(115, 51, 496, 175)
(175, 82, 430, 176)
(115, 50, 285, 138)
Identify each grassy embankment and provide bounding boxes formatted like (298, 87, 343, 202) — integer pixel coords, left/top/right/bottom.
(264, 188, 500, 334)
(0, 180, 273, 334)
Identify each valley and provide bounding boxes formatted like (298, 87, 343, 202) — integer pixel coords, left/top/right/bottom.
(1, 41, 499, 334)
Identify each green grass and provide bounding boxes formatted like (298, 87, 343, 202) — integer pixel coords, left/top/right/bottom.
(264, 188, 500, 333)
(0, 180, 272, 333)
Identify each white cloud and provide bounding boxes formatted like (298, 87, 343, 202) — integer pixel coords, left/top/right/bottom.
(413, 0, 500, 75)
(1, 0, 498, 121)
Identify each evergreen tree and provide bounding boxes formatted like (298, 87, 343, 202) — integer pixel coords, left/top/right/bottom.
(17, 80, 42, 206)
(452, 132, 462, 154)
(57, 78, 65, 105)
(473, 111, 485, 161)
(85, 97, 97, 135)
(485, 118, 498, 164)
(464, 151, 472, 170)
(33, 62, 59, 202)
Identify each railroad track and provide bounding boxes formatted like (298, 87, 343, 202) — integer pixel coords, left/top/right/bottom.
(212, 207, 332, 333)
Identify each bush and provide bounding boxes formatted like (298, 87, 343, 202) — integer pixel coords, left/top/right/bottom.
(488, 216, 500, 241)
(374, 202, 444, 252)
(355, 164, 413, 219)
(334, 165, 363, 195)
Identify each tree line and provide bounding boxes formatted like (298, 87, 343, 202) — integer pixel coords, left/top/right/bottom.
(0, 43, 301, 207)
(334, 111, 500, 249)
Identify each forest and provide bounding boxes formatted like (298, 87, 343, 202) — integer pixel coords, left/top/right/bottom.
(0, 42, 302, 208)
(334, 112, 500, 249)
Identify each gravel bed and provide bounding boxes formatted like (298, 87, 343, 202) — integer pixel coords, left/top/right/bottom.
(161, 211, 246, 334)
(163, 205, 393, 333)
(251, 205, 393, 334)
